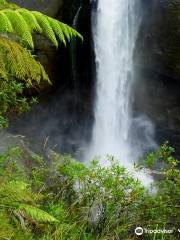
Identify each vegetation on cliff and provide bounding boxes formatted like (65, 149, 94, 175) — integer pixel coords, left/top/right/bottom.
(0, 0, 82, 127)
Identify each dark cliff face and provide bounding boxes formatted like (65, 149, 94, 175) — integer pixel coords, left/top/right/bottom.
(11, 0, 64, 16)
(134, 0, 180, 155)
(137, 0, 180, 81)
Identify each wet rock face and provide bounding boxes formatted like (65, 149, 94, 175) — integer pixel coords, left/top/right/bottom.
(133, 68, 180, 155)
(134, 0, 180, 154)
(137, 0, 180, 81)
(11, 0, 64, 17)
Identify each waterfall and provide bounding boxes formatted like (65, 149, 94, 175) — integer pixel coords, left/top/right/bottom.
(73, 5, 82, 28)
(71, 4, 82, 100)
(87, 0, 157, 179)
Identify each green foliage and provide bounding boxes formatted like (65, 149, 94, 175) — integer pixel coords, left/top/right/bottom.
(0, 7, 83, 49)
(18, 204, 58, 223)
(0, 144, 179, 239)
(0, 35, 48, 128)
(140, 141, 178, 170)
(0, 36, 49, 82)
(0, 35, 48, 127)
(0, 149, 59, 239)
(0, 1, 83, 127)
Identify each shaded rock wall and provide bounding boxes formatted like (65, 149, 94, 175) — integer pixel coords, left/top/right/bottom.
(11, 0, 64, 16)
(134, 0, 180, 155)
(137, 0, 180, 81)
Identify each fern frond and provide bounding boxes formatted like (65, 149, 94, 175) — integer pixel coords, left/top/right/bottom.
(0, 180, 42, 204)
(18, 204, 58, 223)
(0, 48, 7, 79)
(0, 12, 13, 32)
(0, 8, 83, 49)
(48, 17, 66, 46)
(0, 36, 49, 84)
(3, 9, 34, 48)
(18, 9, 42, 33)
(0, 212, 14, 240)
(59, 23, 71, 42)
(32, 11, 58, 48)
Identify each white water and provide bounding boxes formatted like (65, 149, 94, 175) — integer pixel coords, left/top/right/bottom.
(87, 0, 157, 185)
(71, 5, 82, 99)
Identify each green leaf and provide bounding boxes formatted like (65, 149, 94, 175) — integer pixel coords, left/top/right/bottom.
(18, 204, 59, 223)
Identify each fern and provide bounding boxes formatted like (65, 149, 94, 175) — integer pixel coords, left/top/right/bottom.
(18, 204, 58, 223)
(0, 1, 83, 126)
(0, 180, 42, 204)
(4, 9, 34, 48)
(0, 212, 15, 240)
(0, 36, 50, 125)
(18, 9, 42, 33)
(0, 36, 49, 83)
(0, 180, 58, 225)
(0, 8, 83, 49)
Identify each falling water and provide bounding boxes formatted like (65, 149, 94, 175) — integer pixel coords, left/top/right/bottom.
(71, 4, 82, 99)
(73, 5, 82, 27)
(87, 0, 157, 178)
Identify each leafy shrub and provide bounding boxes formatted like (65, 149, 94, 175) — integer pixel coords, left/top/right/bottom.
(0, 144, 179, 239)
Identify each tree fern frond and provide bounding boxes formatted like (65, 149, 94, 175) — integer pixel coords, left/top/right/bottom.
(0, 8, 83, 49)
(61, 22, 83, 42)
(0, 180, 40, 204)
(59, 23, 71, 42)
(48, 17, 66, 46)
(18, 204, 58, 223)
(0, 49, 7, 79)
(0, 212, 14, 239)
(32, 11, 58, 48)
(0, 12, 13, 32)
(18, 9, 42, 33)
(0, 36, 50, 84)
(3, 9, 34, 48)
